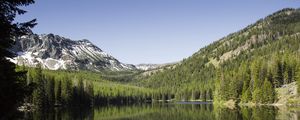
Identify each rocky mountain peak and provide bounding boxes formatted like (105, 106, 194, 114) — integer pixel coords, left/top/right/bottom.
(11, 33, 136, 71)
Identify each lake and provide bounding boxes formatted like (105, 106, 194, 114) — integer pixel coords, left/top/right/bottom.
(20, 102, 300, 120)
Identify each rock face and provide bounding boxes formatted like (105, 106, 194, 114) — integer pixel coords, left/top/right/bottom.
(10, 33, 136, 71)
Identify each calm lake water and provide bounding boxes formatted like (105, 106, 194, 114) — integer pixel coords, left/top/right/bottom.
(20, 102, 300, 120)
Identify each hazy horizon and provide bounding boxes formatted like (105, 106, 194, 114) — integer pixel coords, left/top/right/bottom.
(16, 0, 300, 64)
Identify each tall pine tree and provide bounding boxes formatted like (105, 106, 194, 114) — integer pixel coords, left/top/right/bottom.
(262, 79, 276, 103)
(56, 80, 62, 105)
(274, 56, 284, 87)
(32, 65, 47, 110)
(0, 0, 36, 117)
(46, 76, 55, 108)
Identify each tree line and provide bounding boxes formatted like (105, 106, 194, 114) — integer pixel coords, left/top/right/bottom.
(21, 65, 158, 110)
(24, 65, 94, 110)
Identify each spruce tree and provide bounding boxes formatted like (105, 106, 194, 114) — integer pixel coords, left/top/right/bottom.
(274, 57, 284, 87)
(241, 89, 251, 103)
(56, 80, 62, 105)
(201, 90, 207, 102)
(46, 76, 55, 108)
(241, 78, 251, 102)
(33, 65, 47, 110)
(252, 87, 262, 103)
(78, 77, 84, 106)
(86, 81, 94, 106)
(251, 60, 261, 90)
(63, 76, 73, 106)
(0, 0, 36, 117)
(283, 53, 290, 84)
(262, 79, 275, 103)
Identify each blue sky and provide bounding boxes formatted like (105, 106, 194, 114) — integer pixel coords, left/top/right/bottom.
(16, 0, 300, 64)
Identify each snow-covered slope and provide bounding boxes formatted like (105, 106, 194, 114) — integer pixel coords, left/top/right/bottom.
(10, 33, 136, 71)
(136, 63, 176, 71)
(135, 64, 161, 71)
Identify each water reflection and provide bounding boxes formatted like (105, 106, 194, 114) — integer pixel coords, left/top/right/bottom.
(21, 103, 300, 120)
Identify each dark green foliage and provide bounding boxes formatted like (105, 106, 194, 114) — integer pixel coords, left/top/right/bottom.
(136, 56, 215, 101)
(27, 68, 89, 109)
(212, 9, 300, 103)
(32, 65, 47, 110)
(25, 68, 154, 109)
(0, 0, 36, 117)
(86, 81, 94, 106)
(241, 63, 252, 102)
(241, 89, 251, 103)
(240, 106, 277, 120)
(262, 79, 276, 103)
(201, 90, 207, 101)
(214, 53, 297, 103)
(274, 57, 284, 88)
(252, 87, 263, 103)
(63, 76, 73, 106)
(56, 80, 62, 105)
(46, 76, 55, 107)
(71, 77, 94, 107)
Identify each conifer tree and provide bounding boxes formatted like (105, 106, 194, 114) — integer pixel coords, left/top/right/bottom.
(251, 60, 261, 90)
(56, 80, 62, 105)
(262, 79, 275, 103)
(78, 77, 84, 105)
(46, 76, 55, 107)
(0, 0, 36, 117)
(201, 90, 207, 101)
(63, 76, 73, 106)
(241, 89, 251, 103)
(86, 81, 94, 106)
(241, 76, 251, 102)
(33, 65, 47, 110)
(274, 57, 284, 87)
(252, 87, 262, 103)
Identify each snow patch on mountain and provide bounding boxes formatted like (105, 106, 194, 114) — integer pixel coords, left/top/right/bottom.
(135, 64, 162, 71)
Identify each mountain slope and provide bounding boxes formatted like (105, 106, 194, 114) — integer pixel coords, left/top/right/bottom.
(10, 33, 136, 71)
(136, 8, 300, 102)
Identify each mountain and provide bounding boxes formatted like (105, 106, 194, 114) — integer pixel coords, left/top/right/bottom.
(136, 63, 176, 71)
(10, 33, 136, 71)
(136, 64, 161, 71)
(136, 8, 300, 103)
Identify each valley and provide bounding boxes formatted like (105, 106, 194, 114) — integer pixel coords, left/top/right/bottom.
(14, 8, 300, 108)
(1, 0, 300, 119)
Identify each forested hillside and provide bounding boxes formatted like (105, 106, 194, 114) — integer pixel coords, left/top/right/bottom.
(135, 8, 300, 103)
(19, 65, 153, 110)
